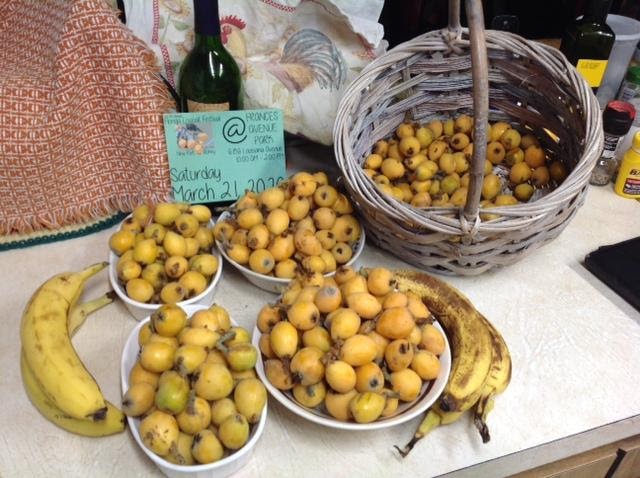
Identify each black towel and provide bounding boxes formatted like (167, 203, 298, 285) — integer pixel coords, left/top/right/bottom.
(584, 236, 640, 312)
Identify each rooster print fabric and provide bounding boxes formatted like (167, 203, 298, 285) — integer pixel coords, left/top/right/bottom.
(267, 28, 347, 92)
(123, 0, 386, 145)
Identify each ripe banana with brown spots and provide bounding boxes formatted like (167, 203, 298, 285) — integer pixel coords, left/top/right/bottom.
(392, 270, 510, 456)
(473, 313, 512, 443)
(393, 270, 493, 412)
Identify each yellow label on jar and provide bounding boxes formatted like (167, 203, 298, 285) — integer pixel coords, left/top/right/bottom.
(187, 100, 230, 112)
(576, 59, 609, 87)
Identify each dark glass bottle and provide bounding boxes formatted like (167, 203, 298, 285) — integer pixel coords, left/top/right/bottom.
(560, 0, 615, 92)
(177, 0, 242, 210)
(178, 0, 242, 112)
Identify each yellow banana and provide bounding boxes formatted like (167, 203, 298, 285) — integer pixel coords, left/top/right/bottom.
(68, 291, 116, 337)
(393, 270, 493, 412)
(472, 313, 512, 443)
(395, 403, 464, 457)
(395, 408, 442, 457)
(21, 286, 124, 436)
(394, 377, 485, 457)
(21, 262, 109, 420)
(20, 352, 125, 437)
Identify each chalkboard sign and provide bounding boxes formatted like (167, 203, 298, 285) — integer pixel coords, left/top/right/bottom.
(163, 109, 286, 203)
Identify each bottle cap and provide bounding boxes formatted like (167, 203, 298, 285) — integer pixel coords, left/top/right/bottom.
(603, 101, 636, 136)
(626, 66, 640, 86)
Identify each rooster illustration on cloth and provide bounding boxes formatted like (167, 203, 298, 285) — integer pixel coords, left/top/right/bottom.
(221, 15, 347, 93)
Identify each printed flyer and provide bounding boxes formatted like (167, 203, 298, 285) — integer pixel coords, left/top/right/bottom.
(164, 109, 286, 203)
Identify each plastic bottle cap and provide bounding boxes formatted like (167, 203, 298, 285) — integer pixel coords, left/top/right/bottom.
(626, 66, 640, 85)
(603, 101, 636, 135)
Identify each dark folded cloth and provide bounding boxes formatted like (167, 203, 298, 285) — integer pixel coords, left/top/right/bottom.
(584, 236, 640, 312)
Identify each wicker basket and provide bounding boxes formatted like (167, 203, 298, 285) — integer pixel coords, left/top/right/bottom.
(333, 0, 603, 276)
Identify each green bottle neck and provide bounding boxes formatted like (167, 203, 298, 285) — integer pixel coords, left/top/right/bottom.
(194, 33, 224, 50)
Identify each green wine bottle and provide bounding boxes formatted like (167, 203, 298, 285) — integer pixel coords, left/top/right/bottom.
(178, 0, 242, 112)
(560, 0, 615, 92)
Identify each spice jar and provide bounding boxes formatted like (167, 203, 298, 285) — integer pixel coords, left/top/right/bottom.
(590, 101, 636, 186)
(614, 131, 640, 198)
(617, 66, 640, 125)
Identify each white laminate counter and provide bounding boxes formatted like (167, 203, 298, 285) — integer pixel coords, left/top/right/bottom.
(1, 144, 640, 478)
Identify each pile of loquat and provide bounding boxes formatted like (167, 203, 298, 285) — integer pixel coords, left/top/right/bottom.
(256, 266, 446, 424)
(109, 203, 219, 304)
(124, 304, 267, 465)
(214, 172, 362, 279)
(362, 115, 569, 213)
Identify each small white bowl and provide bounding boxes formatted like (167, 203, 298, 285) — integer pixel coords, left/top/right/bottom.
(215, 211, 366, 294)
(121, 305, 267, 478)
(109, 244, 223, 321)
(251, 322, 451, 431)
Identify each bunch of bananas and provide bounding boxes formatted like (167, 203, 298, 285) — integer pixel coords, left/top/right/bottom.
(392, 270, 511, 456)
(20, 262, 125, 437)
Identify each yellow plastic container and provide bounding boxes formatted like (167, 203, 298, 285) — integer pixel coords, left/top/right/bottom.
(614, 131, 640, 198)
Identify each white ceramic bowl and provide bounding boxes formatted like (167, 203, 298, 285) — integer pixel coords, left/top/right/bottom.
(121, 305, 267, 478)
(251, 322, 451, 431)
(214, 210, 366, 294)
(108, 217, 223, 320)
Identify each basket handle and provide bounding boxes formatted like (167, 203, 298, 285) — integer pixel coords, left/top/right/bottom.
(448, 0, 489, 223)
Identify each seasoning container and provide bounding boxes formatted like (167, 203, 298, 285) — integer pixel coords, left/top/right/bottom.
(614, 131, 640, 199)
(590, 101, 636, 185)
(631, 44, 640, 68)
(615, 67, 640, 176)
(617, 66, 640, 124)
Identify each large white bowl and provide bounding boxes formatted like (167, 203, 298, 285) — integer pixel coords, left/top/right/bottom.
(251, 322, 451, 431)
(121, 305, 267, 478)
(215, 210, 366, 294)
(109, 216, 223, 320)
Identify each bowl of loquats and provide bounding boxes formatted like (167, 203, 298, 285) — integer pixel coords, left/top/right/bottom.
(108, 203, 223, 321)
(214, 172, 366, 294)
(251, 266, 452, 431)
(120, 304, 267, 478)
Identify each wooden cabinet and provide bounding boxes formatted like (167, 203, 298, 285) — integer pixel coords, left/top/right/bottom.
(610, 436, 640, 478)
(511, 435, 640, 478)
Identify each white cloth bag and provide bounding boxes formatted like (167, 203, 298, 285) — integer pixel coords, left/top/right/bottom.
(123, 0, 387, 145)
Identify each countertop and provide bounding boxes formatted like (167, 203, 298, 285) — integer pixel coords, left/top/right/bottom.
(2, 147, 640, 477)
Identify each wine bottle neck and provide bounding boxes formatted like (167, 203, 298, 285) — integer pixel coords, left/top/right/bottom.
(194, 33, 224, 50)
(193, 0, 220, 37)
(583, 0, 613, 24)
